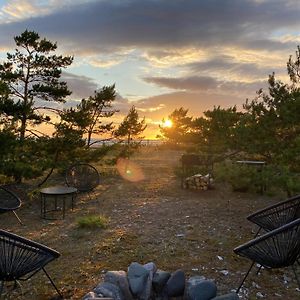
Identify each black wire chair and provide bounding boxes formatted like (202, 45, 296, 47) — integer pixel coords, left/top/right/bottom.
(247, 194, 300, 236)
(0, 185, 23, 225)
(65, 163, 100, 193)
(234, 218, 300, 294)
(0, 229, 62, 298)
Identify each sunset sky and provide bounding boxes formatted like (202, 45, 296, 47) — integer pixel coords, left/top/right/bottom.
(0, 0, 299, 138)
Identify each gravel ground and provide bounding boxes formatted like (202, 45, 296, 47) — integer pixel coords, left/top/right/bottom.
(0, 148, 299, 299)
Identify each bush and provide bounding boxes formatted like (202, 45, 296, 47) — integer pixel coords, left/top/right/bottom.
(77, 215, 109, 229)
(261, 165, 300, 197)
(214, 161, 300, 196)
(214, 161, 262, 192)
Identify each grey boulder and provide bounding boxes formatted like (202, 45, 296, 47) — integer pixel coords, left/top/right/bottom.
(165, 269, 185, 297)
(104, 270, 133, 300)
(94, 282, 124, 300)
(152, 270, 171, 293)
(127, 262, 150, 297)
(187, 280, 217, 300)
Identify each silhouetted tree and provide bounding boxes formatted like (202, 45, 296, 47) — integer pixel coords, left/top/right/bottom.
(0, 30, 73, 140)
(158, 107, 193, 144)
(114, 106, 146, 145)
(77, 85, 117, 146)
(0, 30, 73, 182)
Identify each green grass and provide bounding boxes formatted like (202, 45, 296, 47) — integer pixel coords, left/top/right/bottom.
(77, 215, 109, 229)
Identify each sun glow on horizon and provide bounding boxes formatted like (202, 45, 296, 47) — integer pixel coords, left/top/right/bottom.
(161, 119, 173, 128)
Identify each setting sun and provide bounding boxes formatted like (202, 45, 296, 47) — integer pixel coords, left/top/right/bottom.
(162, 119, 173, 128)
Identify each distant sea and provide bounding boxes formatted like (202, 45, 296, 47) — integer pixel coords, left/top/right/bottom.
(90, 139, 164, 147)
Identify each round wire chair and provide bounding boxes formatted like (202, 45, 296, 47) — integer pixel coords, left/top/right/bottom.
(65, 163, 100, 192)
(247, 194, 300, 235)
(234, 218, 300, 293)
(0, 229, 62, 297)
(0, 185, 23, 225)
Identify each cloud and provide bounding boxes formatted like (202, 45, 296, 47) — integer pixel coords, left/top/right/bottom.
(0, 0, 48, 22)
(0, 0, 299, 54)
(0, 0, 94, 23)
(144, 76, 220, 91)
(0, 0, 298, 140)
(135, 91, 246, 120)
(143, 75, 267, 95)
(62, 72, 98, 100)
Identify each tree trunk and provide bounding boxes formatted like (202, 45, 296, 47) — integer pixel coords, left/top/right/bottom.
(20, 116, 27, 142)
(87, 131, 92, 147)
(38, 150, 60, 187)
(127, 132, 131, 146)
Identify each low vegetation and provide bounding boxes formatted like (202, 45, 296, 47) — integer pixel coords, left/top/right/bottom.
(77, 215, 109, 229)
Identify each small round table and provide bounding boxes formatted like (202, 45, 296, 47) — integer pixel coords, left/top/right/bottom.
(40, 186, 77, 220)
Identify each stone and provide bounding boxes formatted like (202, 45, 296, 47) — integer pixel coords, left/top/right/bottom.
(104, 270, 133, 300)
(143, 262, 157, 274)
(164, 269, 185, 297)
(82, 291, 97, 300)
(187, 280, 217, 300)
(152, 270, 171, 293)
(187, 276, 207, 286)
(141, 262, 157, 300)
(211, 293, 239, 300)
(127, 262, 150, 297)
(94, 282, 124, 300)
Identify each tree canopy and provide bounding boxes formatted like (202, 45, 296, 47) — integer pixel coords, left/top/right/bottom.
(0, 30, 73, 140)
(114, 106, 147, 145)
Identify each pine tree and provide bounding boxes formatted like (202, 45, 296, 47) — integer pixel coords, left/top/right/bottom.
(114, 106, 147, 145)
(0, 30, 73, 140)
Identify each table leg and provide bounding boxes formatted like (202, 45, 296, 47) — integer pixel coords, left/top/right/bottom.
(54, 196, 58, 210)
(40, 194, 43, 217)
(41, 194, 46, 218)
(63, 197, 65, 219)
(71, 193, 76, 210)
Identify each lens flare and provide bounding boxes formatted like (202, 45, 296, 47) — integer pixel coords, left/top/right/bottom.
(116, 158, 145, 182)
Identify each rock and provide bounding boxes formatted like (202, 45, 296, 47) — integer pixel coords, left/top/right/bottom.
(94, 282, 124, 300)
(164, 269, 185, 297)
(127, 262, 150, 297)
(152, 270, 171, 293)
(256, 292, 264, 298)
(187, 280, 217, 300)
(187, 276, 206, 286)
(143, 262, 157, 274)
(82, 291, 97, 300)
(142, 262, 157, 299)
(219, 270, 229, 276)
(211, 293, 239, 300)
(104, 270, 133, 300)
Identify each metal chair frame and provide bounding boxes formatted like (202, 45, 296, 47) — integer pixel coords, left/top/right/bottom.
(0, 185, 23, 225)
(247, 194, 300, 236)
(65, 163, 100, 196)
(234, 218, 300, 293)
(0, 229, 62, 298)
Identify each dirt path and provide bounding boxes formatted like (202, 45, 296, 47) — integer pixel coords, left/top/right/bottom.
(0, 148, 299, 299)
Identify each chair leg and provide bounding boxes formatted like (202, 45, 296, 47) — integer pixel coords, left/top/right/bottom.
(12, 210, 24, 225)
(236, 261, 256, 294)
(256, 264, 263, 275)
(42, 268, 63, 299)
(14, 280, 23, 296)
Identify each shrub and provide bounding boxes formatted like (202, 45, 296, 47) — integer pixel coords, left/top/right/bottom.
(261, 165, 300, 197)
(77, 215, 109, 229)
(214, 161, 262, 192)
